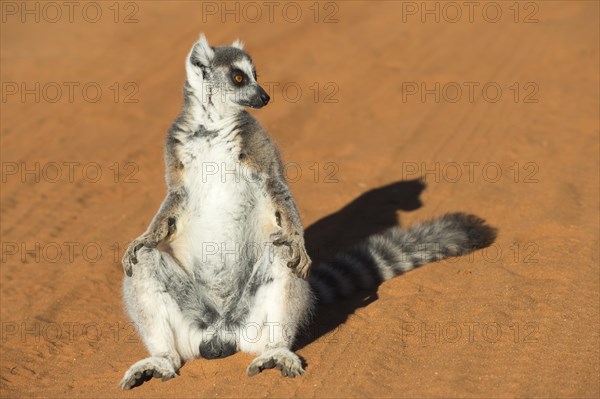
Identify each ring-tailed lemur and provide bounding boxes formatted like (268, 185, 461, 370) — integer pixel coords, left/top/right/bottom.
(119, 34, 497, 389)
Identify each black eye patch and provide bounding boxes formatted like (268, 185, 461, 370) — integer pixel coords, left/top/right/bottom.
(231, 69, 248, 86)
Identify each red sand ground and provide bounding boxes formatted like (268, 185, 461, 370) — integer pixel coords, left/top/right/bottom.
(1, 1, 598, 398)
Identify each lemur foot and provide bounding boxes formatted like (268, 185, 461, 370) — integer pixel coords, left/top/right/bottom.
(271, 231, 312, 279)
(247, 348, 305, 378)
(119, 357, 178, 389)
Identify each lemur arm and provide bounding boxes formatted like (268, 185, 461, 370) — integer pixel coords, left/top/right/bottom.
(143, 189, 186, 245)
(236, 115, 312, 278)
(265, 173, 312, 279)
(122, 190, 186, 276)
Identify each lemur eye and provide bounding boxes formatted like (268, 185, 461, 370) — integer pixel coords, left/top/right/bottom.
(234, 73, 244, 84)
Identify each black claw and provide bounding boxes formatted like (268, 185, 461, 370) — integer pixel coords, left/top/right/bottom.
(287, 256, 301, 269)
(273, 239, 288, 247)
(167, 217, 176, 232)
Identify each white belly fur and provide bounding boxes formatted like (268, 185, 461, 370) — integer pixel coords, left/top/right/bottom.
(169, 131, 278, 294)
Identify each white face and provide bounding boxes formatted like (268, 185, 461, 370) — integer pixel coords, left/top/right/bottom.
(185, 35, 270, 116)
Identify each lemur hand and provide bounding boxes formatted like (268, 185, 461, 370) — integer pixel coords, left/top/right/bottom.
(122, 236, 153, 277)
(272, 228, 312, 279)
(122, 218, 176, 276)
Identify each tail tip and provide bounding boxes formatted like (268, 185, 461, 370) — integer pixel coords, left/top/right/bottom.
(442, 212, 498, 250)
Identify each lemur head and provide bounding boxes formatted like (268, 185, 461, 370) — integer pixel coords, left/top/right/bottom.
(185, 34, 270, 115)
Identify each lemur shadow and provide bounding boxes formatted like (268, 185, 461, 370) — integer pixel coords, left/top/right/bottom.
(294, 179, 426, 351)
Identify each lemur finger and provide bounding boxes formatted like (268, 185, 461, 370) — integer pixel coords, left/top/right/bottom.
(272, 238, 288, 246)
(287, 255, 301, 269)
(167, 217, 177, 236)
(131, 242, 144, 264)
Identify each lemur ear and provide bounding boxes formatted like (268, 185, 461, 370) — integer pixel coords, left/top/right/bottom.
(191, 33, 215, 67)
(232, 39, 244, 50)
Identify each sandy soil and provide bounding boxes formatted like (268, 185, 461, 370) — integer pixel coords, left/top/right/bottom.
(1, 1, 598, 397)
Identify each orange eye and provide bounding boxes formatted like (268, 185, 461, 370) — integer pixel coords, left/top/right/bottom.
(234, 74, 243, 83)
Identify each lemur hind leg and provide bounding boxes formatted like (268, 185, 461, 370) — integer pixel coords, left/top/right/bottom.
(119, 247, 185, 389)
(240, 255, 314, 378)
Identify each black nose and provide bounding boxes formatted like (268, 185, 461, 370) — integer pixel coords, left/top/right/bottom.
(260, 91, 270, 105)
(199, 339, 236, 359)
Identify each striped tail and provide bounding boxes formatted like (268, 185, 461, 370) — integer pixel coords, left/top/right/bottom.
(308, 212, 497, 303)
